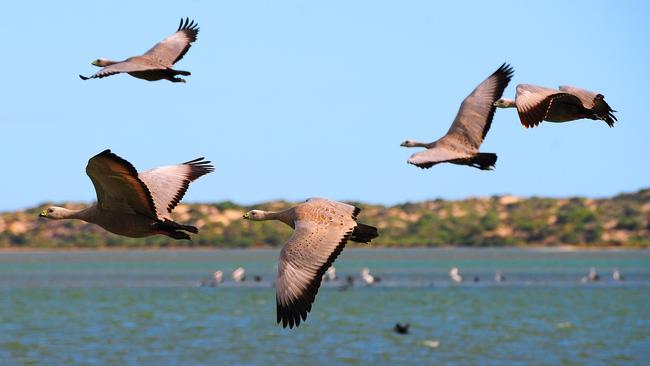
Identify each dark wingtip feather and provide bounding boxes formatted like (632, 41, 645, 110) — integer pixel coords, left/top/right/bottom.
(183, 157, 215, 179)
(79, 74, 90, 80)
(480, 63, 515, 140)
(178, 17, 199, 32)
(495, 62, 515, 81)
(352, 206, 361, 220)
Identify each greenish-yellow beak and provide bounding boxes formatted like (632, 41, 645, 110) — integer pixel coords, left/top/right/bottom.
(39, 210, 47, 217)
(243, 213, 250, 219)
(91, 60, 99, 66)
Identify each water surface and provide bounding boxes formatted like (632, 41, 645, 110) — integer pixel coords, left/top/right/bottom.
(1, 248, 649, 365)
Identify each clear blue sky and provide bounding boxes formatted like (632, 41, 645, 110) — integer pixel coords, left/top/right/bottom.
(1, 1, 648, 211)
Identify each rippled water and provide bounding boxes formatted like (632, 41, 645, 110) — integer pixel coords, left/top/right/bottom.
(1, 248, 649, 365)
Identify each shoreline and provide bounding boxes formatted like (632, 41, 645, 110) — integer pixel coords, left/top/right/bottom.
(0, 244, 646, 253)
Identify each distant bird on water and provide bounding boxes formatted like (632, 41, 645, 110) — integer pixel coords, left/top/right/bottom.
(39, 149, 213, 239)
(213, 270, 224, 284)
(80, 18, 199, 82)
(449, 267, 463, 283)
(243, 198, 379, 328)
(323, 266, 337, 282)
(493, 84, 616, 128)
(581, 267, 600, 283)
(361, 267, 376, 285)
(394, 323, 410, 334)
(494, 270, 505, 283)
(612, 268, 624, 282)
(401, 63, 513, 170)
(232, 267, 246, 282)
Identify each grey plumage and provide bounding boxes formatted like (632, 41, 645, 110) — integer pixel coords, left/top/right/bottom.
(79, 18, 199, 82)
(39, 149, 213, 240)
(401, 63, 514, 171)
(495, 84, 617, 128)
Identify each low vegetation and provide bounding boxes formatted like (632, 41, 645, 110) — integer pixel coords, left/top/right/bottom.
(1, 189, 649, 248)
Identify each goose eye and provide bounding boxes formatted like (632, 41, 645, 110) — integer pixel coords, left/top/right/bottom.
(48, 209, 54, 213)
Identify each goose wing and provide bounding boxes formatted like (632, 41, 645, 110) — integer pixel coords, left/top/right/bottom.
(559, 85, 617, 127)
(276, 200, 360, 328)
(138, 157, 214, 221)
(143, 18, 199, 67)
(445, 63, 514, 149)
(79, 58, 159, 80)
(86, 149, 158, 219)
(515, 84, 582, 128)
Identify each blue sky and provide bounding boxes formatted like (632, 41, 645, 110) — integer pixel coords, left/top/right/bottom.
(1, 1, 648, 211)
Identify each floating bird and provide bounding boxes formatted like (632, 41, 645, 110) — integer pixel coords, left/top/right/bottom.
(323, 266, 337, 282)
(401, 63, 513, 170)
(612, 268, 624, 282)
(39, 149, 213, 239)
(79, 18, 199, 82)
(213, 270, 224, 284)
(243, 198, 379, 328)
(232, 267, 246, 282)
(494, 270, 505, 283)
(339, 275, 355, 291)
(449, 267, 463, 283)
(361, 267, 376, 285)
(493, 84, 616, 128)
(421, 340, 441, 348)
(394, 323, 410, 334)
(581, 267, 600, 283)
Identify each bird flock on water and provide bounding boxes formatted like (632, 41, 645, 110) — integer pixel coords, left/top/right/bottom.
(39, 18, 618, 328)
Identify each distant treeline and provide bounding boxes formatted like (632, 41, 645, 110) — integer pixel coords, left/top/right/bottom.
(1, 189, 649, 248)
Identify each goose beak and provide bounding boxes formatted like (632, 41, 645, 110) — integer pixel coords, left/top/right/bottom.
(39, 210, 47, 217)
(400, 142, 407, 147)
(492, 101, 499, 107)
(243, 213, 250, 220)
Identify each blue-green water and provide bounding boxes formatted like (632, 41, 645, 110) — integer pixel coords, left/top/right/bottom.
(1, 248, 649, 365)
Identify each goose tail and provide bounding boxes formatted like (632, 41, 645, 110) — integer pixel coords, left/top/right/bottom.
(469, 153, 497, 170)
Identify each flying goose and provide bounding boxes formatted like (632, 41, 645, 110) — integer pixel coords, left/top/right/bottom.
(401, 63, 514, 170)
(493, 84, 616, 128)
(39, 149, 213, 239)
(243, 198, 379, 328)
(79, 18, 199, 83)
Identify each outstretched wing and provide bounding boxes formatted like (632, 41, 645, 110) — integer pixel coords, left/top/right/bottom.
(559, 85, 617, 127)
(143, 18, 199, 67)
(86, 149, 158, 219)
(445, 63, 514, 149)
(276, 201, 360, 328)
(138, 157, 214, 220)
(515, 84, 582, 128)
(79, 58, 159, 80)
